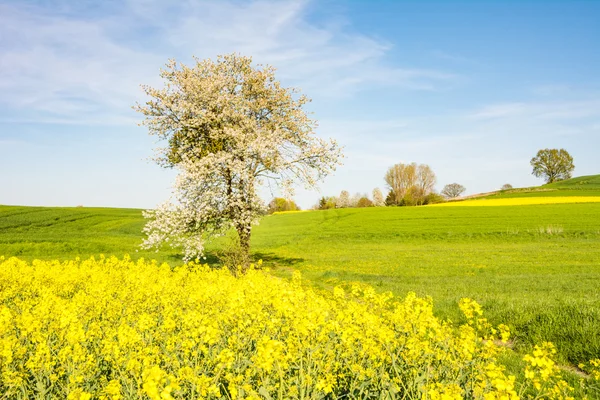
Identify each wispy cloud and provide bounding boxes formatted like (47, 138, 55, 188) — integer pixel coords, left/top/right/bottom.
(0, 138, 26, 147)
(431, 50, 479, 66)
(0, 0, 456, 126)
(468, 99, 600, 121)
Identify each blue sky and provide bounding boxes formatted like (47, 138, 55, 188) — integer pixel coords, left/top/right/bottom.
(1, 0, 598, 209)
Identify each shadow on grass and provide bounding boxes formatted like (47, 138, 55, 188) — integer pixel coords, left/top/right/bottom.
(164, 251, 304, 270)
(251, 252, 305, 269)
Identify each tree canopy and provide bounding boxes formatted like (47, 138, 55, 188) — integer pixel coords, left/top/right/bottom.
(267, 198, 299, 214)
(441, 183, 466, 198)
(372, 188, 384, 207)
(384, 163, 436, 206)
(136, 54, 343, 264)
(530, 148, 574, 184)
(337, 190, 350, 208)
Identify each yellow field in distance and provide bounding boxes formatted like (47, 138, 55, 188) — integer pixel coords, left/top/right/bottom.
(272, 209, 310, 215)
(431, 196, 600, 207)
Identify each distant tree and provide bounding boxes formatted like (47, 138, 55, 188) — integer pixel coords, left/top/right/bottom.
(384, 162, 437, 206)
(501, 183, 513, 191)
(318, 196, 337, 210)
(415, 164, 437, 205)
(372, 188, 385, 207)
(530, 148, 575, 183)
(385, 190, 397, 206)
(350, 193, 362, 208)
(423, 192, 445, 205)
(384, 163, 417, 204)
(357, 197, 373, 208)
(318, 197, 327, 209)
(337, 190, 350, 208)
(441, 183, 466, 198)
(267, 197, 299, 214)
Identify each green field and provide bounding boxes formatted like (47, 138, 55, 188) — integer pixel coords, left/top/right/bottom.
(0, 206, 180, 262)
(484, 174, 600, 199)
(1, 178, 600, 388)
(250, 204, 600, 365)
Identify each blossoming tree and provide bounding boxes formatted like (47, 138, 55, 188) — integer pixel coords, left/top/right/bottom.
(372, 188, 384, 207)
(135, 54, 343, 265)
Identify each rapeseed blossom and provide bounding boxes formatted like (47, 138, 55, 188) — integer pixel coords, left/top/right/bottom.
(0, 256, 578, 398)
(430, 196, 600, 207)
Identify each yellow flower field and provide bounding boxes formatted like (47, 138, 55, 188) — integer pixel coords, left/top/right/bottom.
(271, 210, 310, 215)
(431, 196, 600, 207)
(0, 256, 586, 399)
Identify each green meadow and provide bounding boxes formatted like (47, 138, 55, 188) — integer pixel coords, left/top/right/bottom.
(1, 176, 600, 389)
(250, 203, 600, 366)
(0, 206, 179, 263)
(483, 174, 600, 199)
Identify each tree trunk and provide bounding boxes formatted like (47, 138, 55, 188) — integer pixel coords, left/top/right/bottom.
(236, 224, 251, 272)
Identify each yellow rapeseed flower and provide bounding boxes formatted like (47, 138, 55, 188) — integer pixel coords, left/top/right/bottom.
(430, 196, 600, 207)
(0, 256, 581, 398)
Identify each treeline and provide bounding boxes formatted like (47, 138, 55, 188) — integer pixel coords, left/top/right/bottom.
(316, 189, 384, 210)
(267, 198, 300, 214)
(315, 162, 447, 210)
(383, 162, 442, 206)
(269, 161, 510, 213)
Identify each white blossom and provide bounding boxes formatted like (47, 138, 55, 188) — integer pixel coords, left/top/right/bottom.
(372, 188, 385, 206)
(135, 54, 343, 262)
(337, 190, 350, 208)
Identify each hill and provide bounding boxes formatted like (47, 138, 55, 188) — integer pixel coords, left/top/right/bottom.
(0, 205, 180, 263)
(460, 174, 600, 200)
(544, 174, 600, 189)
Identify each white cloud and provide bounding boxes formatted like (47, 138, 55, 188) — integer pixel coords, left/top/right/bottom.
(468, 103, 530, 119)
(0, 0, 456, 125)
(469, 99, 600, 121)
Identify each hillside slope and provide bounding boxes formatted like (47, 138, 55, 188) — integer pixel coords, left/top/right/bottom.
(543, 174, 600, 189)
(0, 206, 180, 263)
(476, 174, 600, 199)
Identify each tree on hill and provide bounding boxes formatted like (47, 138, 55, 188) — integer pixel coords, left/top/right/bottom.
(441, 183, 466, 198)
(423, 192, 445, 205)
(337, 190, 350, 208)
(415, 164, 437, 205)
(384, 163, 437, 206)
(267, 198, 299, 214)
(372, 188, 385, 207)
(530, 148, 575, 184)
(385, 190, 397, 206)
(357, 197, 373, 208)
(501, 183, 513, 190)
(136, 54, 343, 266)
(385, 163, 416, 203)
(317, 196, 337, 210)
(350, 192, 362, 207)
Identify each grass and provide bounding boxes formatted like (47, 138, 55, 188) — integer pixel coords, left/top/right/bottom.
(545, 174, 600, 189)
(483, 174, 600, 199)
(0, 206, 180, 263)
(1, 176, 600, 393)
